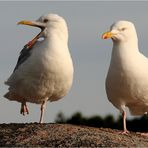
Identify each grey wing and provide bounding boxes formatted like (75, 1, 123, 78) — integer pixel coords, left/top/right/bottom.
(13, 44, 33, 72)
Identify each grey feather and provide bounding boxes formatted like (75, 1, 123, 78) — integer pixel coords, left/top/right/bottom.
(13, 44, 34, 72)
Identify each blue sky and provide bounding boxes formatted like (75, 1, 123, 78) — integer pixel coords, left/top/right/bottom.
(1, 1, 148, 123)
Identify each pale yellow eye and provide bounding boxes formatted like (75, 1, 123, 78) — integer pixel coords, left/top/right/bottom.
(121, 28, 126, 31)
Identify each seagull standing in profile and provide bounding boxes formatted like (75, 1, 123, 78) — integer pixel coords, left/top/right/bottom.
(4, 13, 74, 123)
(102, 21, 148, 135)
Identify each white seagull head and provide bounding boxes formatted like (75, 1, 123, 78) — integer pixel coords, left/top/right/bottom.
(102, 20, 138, 43)
(18, 13, 68, 46)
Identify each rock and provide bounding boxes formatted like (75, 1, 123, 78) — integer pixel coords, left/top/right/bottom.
(0, 123, 147, 147)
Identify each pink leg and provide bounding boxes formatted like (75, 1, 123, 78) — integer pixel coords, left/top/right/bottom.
(122, 111, 148, 136)
(39, 100, 47, 123)
(20, 102, 29, 116)
(122, 110, 129, 134)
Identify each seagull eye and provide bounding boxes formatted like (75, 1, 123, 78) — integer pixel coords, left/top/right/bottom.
(121, 28, 126, 31)
(43, 19, 49, 23)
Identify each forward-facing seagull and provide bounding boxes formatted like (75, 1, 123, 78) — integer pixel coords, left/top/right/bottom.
(102, 21, 148, 134)
(4, 13, 74, 123)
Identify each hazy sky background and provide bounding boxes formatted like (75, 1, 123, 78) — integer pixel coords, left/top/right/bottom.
(1, 1, 148, 123)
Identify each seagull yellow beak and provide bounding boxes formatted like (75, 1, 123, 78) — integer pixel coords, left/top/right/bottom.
(102, 31, 115, 39)
(17, 20, 45, 48)
(17, 20, 45, 29)
(17, 20, 34, 26)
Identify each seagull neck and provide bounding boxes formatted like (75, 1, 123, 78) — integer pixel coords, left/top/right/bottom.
(44, 34, 68, 50)
(46, 25, 68, 43)
(113, 40, 139, 55)
(42, 32, 69, 55)
(111, 41, 140, 66)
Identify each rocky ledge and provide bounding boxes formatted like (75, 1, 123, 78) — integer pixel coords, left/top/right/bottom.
(0, 123, 148, 147)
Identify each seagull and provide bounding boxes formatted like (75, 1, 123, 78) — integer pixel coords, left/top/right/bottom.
(4, 13, 74, 123)
(102, 20, 148, 134)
